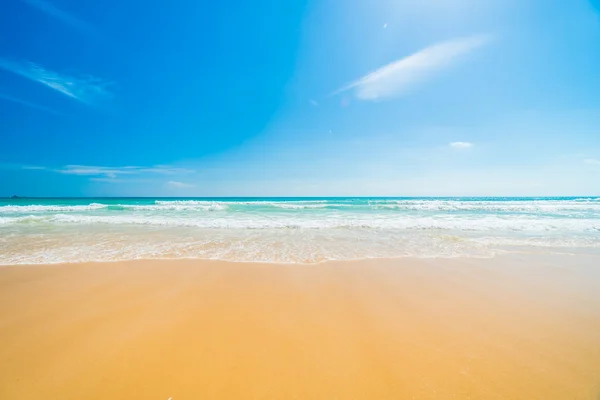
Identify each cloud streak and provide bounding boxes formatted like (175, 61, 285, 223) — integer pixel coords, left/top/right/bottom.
(450, 141, 474, 149)
(23, 0, 94, 34)
(334, 34, 491, 101)
(0, 90, 62, 115)
(167, 181, 196, 188)
(55, 165, 195, 179)
(0, 59, 112, 105)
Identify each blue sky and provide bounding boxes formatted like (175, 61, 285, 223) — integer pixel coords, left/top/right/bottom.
(0, 0, 599, 196)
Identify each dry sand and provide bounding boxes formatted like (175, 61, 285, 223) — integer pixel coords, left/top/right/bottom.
(1, 255, 599, 399)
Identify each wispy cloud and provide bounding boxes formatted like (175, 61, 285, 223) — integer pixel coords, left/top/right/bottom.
(166, 181, 196, 188)
(89, 177, 125, 183)
(22, 0, 94, 34)
(89, 177, 156, 184)
(584, 158, 600, 165)
(57, 165, 136, 178)
(309, 99, 319, 107)
(55, 165, 195, 179)
(334, 34, 491, 101)
(22, 165, 47, 170)
(449, 141, 474, 149)
(0, 90, 62, 115)
(0, 59, 112, 105)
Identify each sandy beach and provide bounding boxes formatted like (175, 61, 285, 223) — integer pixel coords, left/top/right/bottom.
(1, 255, 599, 399)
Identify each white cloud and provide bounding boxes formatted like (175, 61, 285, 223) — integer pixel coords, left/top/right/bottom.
(449, 141, 474, 149)
(89, 177, 125, 183)
(22, 0, 94, 34)
(141, 165, 196, 174)
(309, 99, 319, 107)
(55, 165, 195, 178)
(167, 181, 196, 188)
(333, 34, 490, 101)
(584, 158, 600, 165)
(58, 165, 133, 178)
(22, 165, 47, 170)
(0, 59, 112, 105)
(0, 91, 62, 115)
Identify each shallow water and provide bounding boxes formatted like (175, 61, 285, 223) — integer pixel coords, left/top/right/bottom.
(1, 197, 599, 264)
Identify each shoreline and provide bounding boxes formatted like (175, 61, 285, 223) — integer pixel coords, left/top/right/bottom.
(0, 254, 499, 268)
(1, 246, 598, 268)
(3, 197, 599, 265)
(2, 256, 600, 399)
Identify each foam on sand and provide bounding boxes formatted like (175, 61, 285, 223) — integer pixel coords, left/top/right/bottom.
(1, 197, 599, 264)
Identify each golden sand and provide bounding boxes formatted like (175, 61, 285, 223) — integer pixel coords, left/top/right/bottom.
(1, 256, 599, 399)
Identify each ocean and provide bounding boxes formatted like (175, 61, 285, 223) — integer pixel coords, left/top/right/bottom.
(1, 197, 599, 264)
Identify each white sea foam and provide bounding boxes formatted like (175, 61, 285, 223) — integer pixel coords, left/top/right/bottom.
(155, 200, 222, 205)
(3, 199, 598, 214)
(472, 236, 600, 249)
(0, 203, 108, 213)
(0, 229, 499, 265)
(121, 203, 228, 211)
(269, 203, 347, 209)
(1, 226, 599, 265)
(2, 198, 599, 265)
(370, 200, 600, 213)
(154, 200, 329, 205)
(0, 212, 598, 233)
(0, 202, 228, 213)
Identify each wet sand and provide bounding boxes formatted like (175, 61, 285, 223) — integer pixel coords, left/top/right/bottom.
(1, 255, 599, 399)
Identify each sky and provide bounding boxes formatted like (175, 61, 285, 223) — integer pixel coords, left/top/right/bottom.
(0, 0, 599, 197)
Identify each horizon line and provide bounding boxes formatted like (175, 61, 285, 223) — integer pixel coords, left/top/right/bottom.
(2, 195, 598, 200)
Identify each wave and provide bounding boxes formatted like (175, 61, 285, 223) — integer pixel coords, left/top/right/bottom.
(155, 200, 225, 205)
(1, 228, 598, 266)
(111, 203, 228, 211)
(371, 202, 600, 213)
(3, 198, 599, 214)
(269, 203, 354, 209)
(154, 200, 356, 209)
(1, 213, 599, 232)
(134, 198, 598, 213)
(0, 236, 498, 265)
(0, 202, 228, 213)
(0, 203, 108, 213)
(154, 200, 330, 205)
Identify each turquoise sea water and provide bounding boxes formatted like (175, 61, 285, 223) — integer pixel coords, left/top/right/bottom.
(1, 197, 599, 264)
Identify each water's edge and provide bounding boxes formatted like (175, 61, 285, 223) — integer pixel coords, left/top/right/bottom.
(1, 197, 599, 265)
